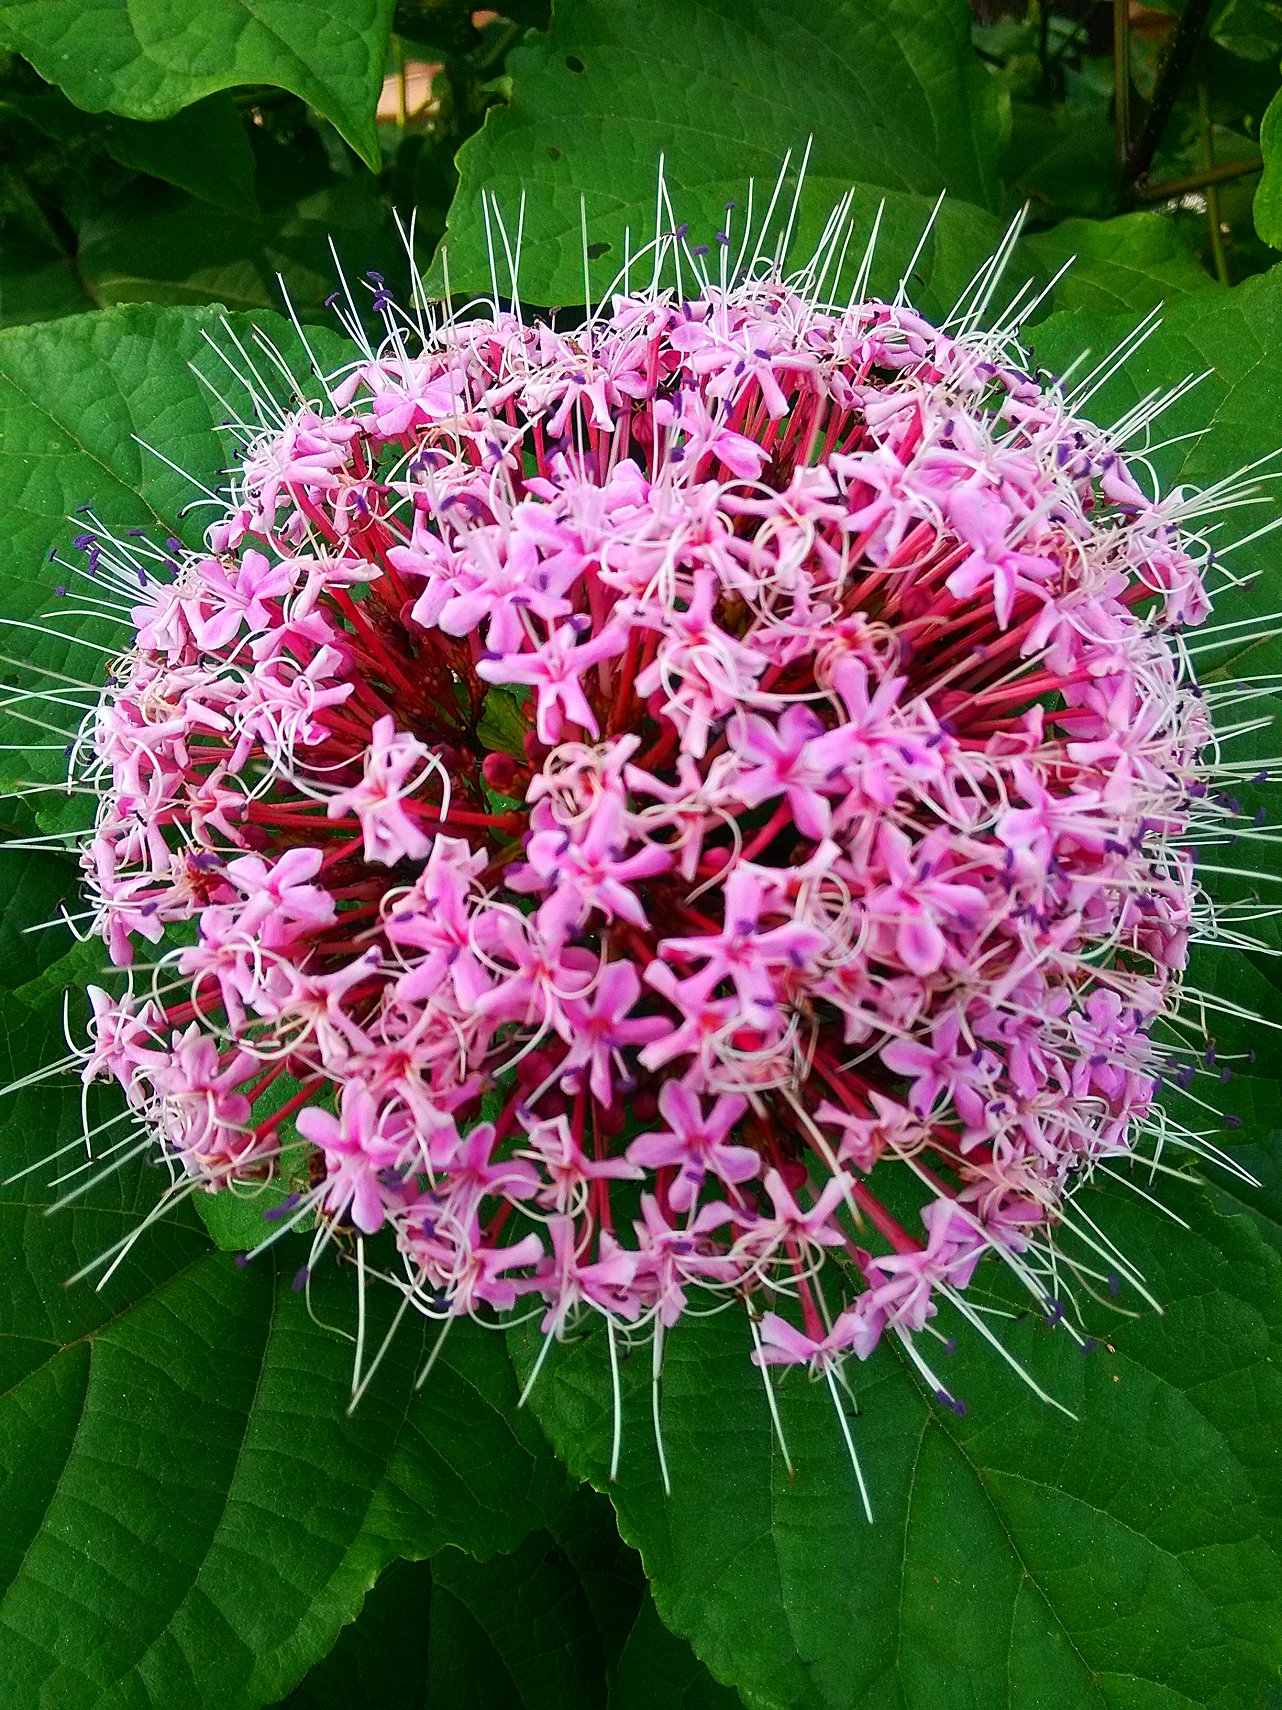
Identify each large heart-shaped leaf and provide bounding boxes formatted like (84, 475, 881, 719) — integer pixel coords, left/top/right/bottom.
(0, 984, 570, 1709)
(433, 2, 1217, 332)
(1021, 213, 1219, 317)
(1030, 265, 1282, 575)
(511, 1182, 1282, 1709)
(0, 0, 393, 169)
(0, 303, 348, 589)
(435, 0, 1011, 310)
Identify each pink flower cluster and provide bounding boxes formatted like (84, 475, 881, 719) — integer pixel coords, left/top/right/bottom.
(74, 274, 1211, 1395)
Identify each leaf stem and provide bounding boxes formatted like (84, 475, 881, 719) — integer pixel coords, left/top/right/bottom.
(394, 36, 408, 131)
(1135, 154, 1264, 203)
(1199, 81, 1231, 287)
(1113, 0, 1132, 174)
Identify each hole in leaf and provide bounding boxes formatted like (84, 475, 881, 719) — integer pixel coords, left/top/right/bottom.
(585, 241, 611, 260)
(565, 53, 586, 72)
(547, 145, 562, 160)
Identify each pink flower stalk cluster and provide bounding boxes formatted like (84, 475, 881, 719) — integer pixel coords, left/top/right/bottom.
(73, 273, 1212, 1401)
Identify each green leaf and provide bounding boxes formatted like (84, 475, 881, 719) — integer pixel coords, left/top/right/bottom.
(278, 1486, 735, 1708)
(0, 988, 570, 1709)
(0, 300, 341, 593)
(435, 0, 1011, 308)
(280, 1557, 434, 1708)
(478, 684, 531, 758)
(421, 1489, 732, 1709)
(1006, 98, 1118, 221)
(549, 1484, 647, 1686)
(76, 176, 400, 319)
(1157, 946, 1282, 1260)
(1254, 83, 1282, 249)
(193, 1126, 316, 1254)
(426, 1529, 612, 1708)
(0, 845, 79, 988)
(1208, 1073, 1282, 1254)
(431, 2, 1213, 327)
(0, 79, 257, 213)
(1214, 0, 1282, 59)
(0, 0, 394, 169)
(1023, 212, 1218, 319)
(511, 1182, 1282, 1710)
(0, 238, 94, 328)
(613, 1592, 742, 1710)
(0, 298, 359, 544)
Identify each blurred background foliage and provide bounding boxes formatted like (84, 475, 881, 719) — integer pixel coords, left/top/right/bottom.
(3, 0, 1282, 333)
(0, 2, 550, 328)
(977, 0, 1278, 280)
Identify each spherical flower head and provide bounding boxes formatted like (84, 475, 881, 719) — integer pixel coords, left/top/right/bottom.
(55, 217, 1245, 1487)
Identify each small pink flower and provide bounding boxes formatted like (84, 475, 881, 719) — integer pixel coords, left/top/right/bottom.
(556, 961, 669, 1104)
(628, 1080, 757, 1210)
(327, 716, 438, 866)
(477, 621, 626, 743)
(297, 1085, 407, 1234)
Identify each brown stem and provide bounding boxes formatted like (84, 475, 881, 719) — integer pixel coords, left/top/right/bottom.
(1126, 0, 1216, 190)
